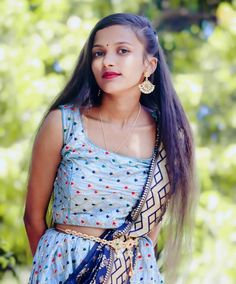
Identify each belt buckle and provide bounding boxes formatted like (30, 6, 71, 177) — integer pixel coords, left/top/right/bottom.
(111, 235, 138, 254)
(111, 238, 125, 253)
(124, 236, 138, 250)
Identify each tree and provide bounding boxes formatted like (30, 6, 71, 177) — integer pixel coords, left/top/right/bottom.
(0, 0, 235, 283)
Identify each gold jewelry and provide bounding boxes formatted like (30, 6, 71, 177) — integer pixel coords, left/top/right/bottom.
(56, 227, 139, 277)
(56, 228, 138, 255)
(99, 104, 142, 154)
(138, 73, 155, 94)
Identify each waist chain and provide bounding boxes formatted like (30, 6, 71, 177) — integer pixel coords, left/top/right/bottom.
(56, 227, 140, 277)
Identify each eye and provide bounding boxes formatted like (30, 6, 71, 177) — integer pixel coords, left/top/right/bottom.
(118, 48, 130, 54)
(93, 51, 104, 58)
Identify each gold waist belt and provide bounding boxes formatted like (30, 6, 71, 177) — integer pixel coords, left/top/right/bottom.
(56, 227, 139, 277)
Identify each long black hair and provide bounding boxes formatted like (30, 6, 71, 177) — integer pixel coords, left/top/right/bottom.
(44, 13, 198, 283)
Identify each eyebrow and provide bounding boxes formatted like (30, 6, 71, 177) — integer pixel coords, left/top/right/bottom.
(92, 41, 133, 48)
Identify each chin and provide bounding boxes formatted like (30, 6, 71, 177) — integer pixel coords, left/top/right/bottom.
(102, 88, 125, 95)
(102, 85, 136, 96)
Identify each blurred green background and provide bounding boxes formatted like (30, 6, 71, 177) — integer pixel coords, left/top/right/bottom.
(0, 0, 235, 283)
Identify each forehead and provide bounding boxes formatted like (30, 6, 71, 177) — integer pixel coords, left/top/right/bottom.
(93, 25, 143, 47)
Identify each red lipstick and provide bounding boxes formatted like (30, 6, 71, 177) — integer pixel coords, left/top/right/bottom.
(102, 71, 121, 79)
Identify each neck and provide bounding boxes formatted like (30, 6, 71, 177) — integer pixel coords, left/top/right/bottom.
(99, 95, 141, 128)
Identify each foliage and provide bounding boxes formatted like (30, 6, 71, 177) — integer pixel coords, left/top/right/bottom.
(0, 0, 235, 283)
(0, 240, 17, 280)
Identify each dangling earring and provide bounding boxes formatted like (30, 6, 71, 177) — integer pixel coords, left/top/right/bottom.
(98, 89, 101, 97)
(138, 72, 155, 94)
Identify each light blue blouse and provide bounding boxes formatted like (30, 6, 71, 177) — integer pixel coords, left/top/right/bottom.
(29, 104, 164, 284)
(52, 104, 152, 229)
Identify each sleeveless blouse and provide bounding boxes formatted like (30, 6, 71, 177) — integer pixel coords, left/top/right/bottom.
(53, 104, 153, 228)
(29, 104, 164, 284)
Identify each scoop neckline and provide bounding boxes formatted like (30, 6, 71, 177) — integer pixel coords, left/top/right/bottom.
(77, 107, 153, 162)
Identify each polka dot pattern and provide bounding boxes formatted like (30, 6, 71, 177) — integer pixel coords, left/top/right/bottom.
(29, 229, 164, 283)
(29, 104, 164, 283)
(53, 104, 153, 229)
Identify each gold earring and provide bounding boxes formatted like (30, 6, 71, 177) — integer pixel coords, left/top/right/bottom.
(138, 73, 155, 94)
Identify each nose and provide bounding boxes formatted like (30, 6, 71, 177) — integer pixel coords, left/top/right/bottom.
(102, 51, 115, 67)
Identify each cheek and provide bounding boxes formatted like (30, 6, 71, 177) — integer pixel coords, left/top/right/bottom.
(91, 62, 96, 76)
(91, 61, 100, 78)
(126, 61, 145, 81)
(123, 57, 145, 75)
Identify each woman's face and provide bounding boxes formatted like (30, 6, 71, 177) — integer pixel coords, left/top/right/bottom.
(91, 25, 152, 96)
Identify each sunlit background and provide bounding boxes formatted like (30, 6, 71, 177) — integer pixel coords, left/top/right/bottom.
(0, 0, 235, 283)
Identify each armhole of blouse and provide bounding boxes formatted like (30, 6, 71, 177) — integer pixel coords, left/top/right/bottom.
(58, 105, 69, 146)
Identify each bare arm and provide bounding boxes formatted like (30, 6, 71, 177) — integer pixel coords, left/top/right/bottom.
(23, 109, 63, 256)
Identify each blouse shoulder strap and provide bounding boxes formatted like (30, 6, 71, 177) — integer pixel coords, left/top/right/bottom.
(58, 104, 78, 145)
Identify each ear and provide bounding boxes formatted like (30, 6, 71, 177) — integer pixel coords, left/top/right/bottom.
(144, 56, 158, 76)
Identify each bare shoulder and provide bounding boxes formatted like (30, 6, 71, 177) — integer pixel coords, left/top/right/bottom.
(33, 109, 63, 155)
(41, 109, 62, 133)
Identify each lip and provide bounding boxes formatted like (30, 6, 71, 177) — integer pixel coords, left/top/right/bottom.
(102, 71, 121, 79)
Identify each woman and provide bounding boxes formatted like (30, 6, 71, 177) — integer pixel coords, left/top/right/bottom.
(24, 13, 197, 284)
